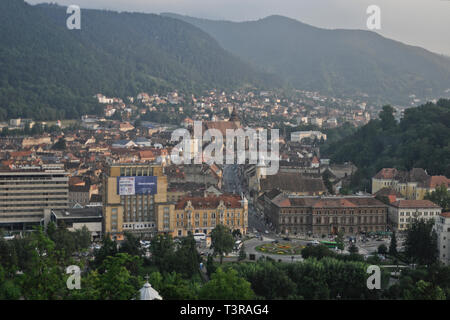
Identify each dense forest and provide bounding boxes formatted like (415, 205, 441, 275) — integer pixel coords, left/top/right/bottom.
(0, 0, 277, 121)
(321, 99, 450, 191)
(165, 13, 450, 105)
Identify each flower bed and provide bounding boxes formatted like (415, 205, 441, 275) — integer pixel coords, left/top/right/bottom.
(255, 243, 305, 255)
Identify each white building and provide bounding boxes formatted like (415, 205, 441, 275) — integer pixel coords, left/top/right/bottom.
(112, 140, 137, 149)
(388, 200, 442, 231)
(311, 118, 323, 128)
(95, 94, 114, 104)
(291, 131, 327, 143)
(435, 212, 450, 265)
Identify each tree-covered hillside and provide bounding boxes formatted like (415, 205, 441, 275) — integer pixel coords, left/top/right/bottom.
(321, 99, 450, 191)
(0, 1, 277, 120)
(165, 13, 450, 105)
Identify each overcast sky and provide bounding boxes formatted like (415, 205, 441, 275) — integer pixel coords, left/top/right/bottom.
(26, 0, 450, 56)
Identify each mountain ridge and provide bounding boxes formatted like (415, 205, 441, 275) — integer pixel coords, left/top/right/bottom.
(163, 12, 450, 104)
(0, 0, 278, 120)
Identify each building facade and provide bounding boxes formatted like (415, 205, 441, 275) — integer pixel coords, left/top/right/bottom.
(262, 194, 388, 236)
(157, 195, 248, 238)
(372, 168, 450, 200)
(0, 165, 69, 231)
(435, 212, 450, 265)
(102, 163, 168, 237)
(388, 200, 442, 231)
(51, 207, 102, 241)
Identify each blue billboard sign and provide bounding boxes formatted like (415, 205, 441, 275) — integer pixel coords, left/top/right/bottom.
(117, 176, 158, 195)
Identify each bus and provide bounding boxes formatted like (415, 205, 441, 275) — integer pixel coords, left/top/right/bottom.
(320, 241, 338, 249)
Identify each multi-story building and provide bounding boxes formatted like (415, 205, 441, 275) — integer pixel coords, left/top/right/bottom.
(0, 165, 69, 231)
(157, 194, 248, 238)
(259, 172, 327, 196)
(291, 131, 327, 143)
(102, 163, 168, 238)
(51, 207, 103, 241)
(388, 200, 441, 231)
(261, 193, 388, 235)
(372, 168, 450, 200)
(435, 212, 450, 265)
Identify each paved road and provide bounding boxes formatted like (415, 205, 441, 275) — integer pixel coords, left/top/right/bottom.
(222, 164, 244, 195)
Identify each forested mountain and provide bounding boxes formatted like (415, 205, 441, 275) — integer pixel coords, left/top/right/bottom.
(0, 1, 277, 120)
(164, 13, 450, 105)
(321, 99, 450, 191)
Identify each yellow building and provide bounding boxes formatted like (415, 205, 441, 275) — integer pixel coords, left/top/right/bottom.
(103, 163, 168, 238)
(372, 168, 450, 200)
(157, 194, 248, 238)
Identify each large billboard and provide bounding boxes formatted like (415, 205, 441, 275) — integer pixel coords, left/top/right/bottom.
(117, 176, 158, 195)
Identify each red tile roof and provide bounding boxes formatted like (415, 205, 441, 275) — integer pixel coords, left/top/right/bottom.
(374, 168, 398, 179)
(390, 200, 441, 208)
(175, 195, 243, 210)
(426, 176, 450, 188)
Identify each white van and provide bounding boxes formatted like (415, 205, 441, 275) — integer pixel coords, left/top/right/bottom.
(194, 233, 206, 241)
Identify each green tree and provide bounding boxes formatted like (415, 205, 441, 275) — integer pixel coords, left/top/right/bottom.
(425, 184, 450, 211)
(379, 105, 397, 131)
(404, 280, 446, 300)
(73, 226, 92, 252)
(20, 228, 67, 300)
(150, 271, 199, 300)
(150, 234, 176, 273)
(377, 244, 388, 255)
(404, 219, 438, 266)
(52, 137, 66, 150)
(238, 244, 246, 261)
(322, 170, 334, 194)
(301, 245, 335, 260)
(175, 234, 201, 278)
(211, 225, 235, 264)
(199, 268, 255, 300)
(0, 265, 21, 300)
(119, 232, 144, 257)
(349, 244, 359, 254)
(389, 231, 398, 257)
(0, 234, 17, 274)
(92, 235, 118, 271)
(335, 231, 345, 250)
(96, 253, 142, 300)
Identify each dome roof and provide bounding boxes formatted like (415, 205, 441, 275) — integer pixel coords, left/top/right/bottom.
(139, 281, 162, 300)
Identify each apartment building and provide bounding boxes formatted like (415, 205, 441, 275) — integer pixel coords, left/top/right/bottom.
(0, 165, 69, 231)
(388, 200, 442, 231)
(435, 212, 450, 265)
(102, 163, 168, 238)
